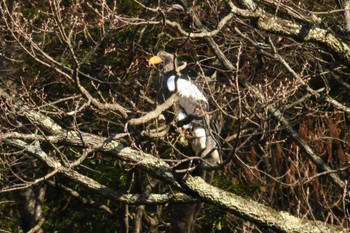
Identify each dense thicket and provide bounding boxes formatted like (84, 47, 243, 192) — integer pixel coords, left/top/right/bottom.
(0, 0, 349, 232)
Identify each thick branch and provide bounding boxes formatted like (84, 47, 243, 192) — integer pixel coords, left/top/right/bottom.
(229, 1, 350, 65)
(181, 176, 344, 232)
(3, 138, 192, 205)
(2, 112, 346, 232)
(182, 0, 349, 195)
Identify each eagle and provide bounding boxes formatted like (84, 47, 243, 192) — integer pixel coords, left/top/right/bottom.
(148, 51, 221, 169)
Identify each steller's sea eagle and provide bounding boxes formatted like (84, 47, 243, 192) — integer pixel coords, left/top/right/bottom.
(148, 51, 221, 169)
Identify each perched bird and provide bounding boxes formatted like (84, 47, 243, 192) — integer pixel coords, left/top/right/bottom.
(149, 51, 222, 233)
(148, 51, 221, 170)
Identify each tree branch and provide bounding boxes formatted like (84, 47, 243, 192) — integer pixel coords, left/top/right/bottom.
(228, 1, 350, 66)
(2, 138, 186, 204)
(181, 0, 349, 196)
(127, 93, 178, 125)
(181, 175, 344, 232)
(73, 67, 130, 118)
(2, 112, 345, 232)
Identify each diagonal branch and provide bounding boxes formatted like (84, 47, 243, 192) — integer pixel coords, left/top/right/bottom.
(127, 93, 178, 125)
(165, 11, 235, 38)
(3, 138, 189, 204)
(229, 1, 350, 66)
(3, 132, 344, 232)
(181, 175, 344, 232)
(73, 67, 130, 118)
(180, 0, 349, 197)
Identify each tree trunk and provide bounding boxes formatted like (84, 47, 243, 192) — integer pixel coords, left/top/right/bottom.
(19, 184, 46, 233)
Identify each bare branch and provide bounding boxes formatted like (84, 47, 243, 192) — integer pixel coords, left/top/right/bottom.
(165, 11, 235, 38)
(73, 67, 130, 118)
(185, 0, 349, 196)
(180, 175, 344, 232)
(2, 136, 344, 232)
(127, 93, 178, 126)
(228, 1, 350, 66)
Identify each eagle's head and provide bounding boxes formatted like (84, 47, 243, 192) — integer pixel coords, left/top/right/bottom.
(149, 51, 176, 73)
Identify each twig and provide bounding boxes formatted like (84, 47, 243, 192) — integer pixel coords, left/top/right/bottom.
(127, 93, 178, 126)
(227, 0, 350, 66)
(268, 37, 320, 98)
(325, 95, 350, 113)
(185, 0, 349, 196)
(73, 66, 130, 118)
(48, 180, 113, 215)
(27, 217, 45, 233)
(2, 116, 345, 231)
(165, 11, 235, 38)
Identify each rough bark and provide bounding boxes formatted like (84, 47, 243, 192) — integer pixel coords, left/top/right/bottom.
(181, 176, 345, 233)
(2, 110, 344, 232)
(337, 0, 350, 32)
(181, 0, 349, 197)
(1, 0, 349, 232)
(232, 0, 350, 65)
(19, 185, 45, 233)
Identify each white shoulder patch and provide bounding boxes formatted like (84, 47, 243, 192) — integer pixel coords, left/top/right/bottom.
(166, 75, 176, 91)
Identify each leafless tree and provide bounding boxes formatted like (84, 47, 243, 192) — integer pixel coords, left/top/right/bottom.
(0, 0, 349, 232)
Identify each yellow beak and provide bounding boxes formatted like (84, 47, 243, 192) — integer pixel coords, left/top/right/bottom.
(148, 55, 163, 65)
